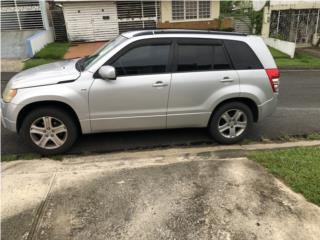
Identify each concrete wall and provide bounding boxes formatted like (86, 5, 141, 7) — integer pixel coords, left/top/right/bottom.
(1, 30, 38, 59)
(26, 29, 54, 58)
(264, 37, 296, 58)
(160, 0, 220, 23)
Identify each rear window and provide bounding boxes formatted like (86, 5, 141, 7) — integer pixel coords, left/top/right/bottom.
(224, 40, 263, 70)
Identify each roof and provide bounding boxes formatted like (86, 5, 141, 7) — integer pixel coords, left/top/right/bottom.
(121, 29, 247, 39)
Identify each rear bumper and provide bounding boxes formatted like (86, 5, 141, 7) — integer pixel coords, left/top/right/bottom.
(257, 95, 278, 121)
(1, 99, 18, 132)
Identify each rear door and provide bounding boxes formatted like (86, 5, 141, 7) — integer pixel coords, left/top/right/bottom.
(223, 40, 273, 104)
(167, 38, 240, 128)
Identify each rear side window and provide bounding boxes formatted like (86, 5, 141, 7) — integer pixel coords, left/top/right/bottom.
(224, 40, 263, 70)
(177, 45, 213, 72)
(176, 43, 232, 72)
(214, 45, 232, 70)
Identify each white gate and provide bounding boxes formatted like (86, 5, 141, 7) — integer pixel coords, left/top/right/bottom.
(63, 1, 119, 42)
(62, 1, 160, 42)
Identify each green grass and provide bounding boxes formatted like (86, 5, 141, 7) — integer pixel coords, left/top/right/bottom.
(306, 133, 320, 140)
(34, 42, 70, 59)
(269, 47, 320, 69)
(1, 153, 64, 162)
(248, 147, 320, 206)
(23, 42, 70, 70)
(1, 153, 42, 162)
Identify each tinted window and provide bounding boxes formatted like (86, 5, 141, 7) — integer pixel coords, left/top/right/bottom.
(112, 44, 170, 76)
(224, 40, 263, 70)
(177, 44, 213, 72)
(213, 45, 231, 70)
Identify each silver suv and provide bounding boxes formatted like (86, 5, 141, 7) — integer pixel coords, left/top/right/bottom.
(2, 30, 279, 155)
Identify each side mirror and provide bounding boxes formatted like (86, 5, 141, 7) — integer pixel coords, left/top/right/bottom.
(98, 65, 116, 80)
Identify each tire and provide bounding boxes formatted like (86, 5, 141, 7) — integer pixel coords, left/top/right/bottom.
(208, 102, 253, 144)
(20, 107, 78, 155)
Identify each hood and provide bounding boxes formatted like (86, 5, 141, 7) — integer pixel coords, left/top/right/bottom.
(9, 59, 81, 89)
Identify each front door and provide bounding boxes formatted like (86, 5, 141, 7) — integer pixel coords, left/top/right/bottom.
(89, 40, 172, 132)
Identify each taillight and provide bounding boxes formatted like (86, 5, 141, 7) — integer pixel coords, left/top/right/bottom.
(265, 68, 280, 92)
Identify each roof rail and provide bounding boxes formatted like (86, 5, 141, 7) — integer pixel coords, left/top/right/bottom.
(133, 29, 247, 37)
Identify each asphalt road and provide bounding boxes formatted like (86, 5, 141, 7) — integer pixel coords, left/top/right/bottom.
(1, 70, 320, 155)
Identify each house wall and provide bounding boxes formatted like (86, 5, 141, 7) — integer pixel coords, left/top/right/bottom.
(261, 1, 320, 38)
(160, 0, 220, 23)
(26, 29, 54, 57)
(1, 30, 38, 58)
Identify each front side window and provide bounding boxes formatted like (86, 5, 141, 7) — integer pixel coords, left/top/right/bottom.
(172, 0, 211, 21)
(112, 44, 170, 76)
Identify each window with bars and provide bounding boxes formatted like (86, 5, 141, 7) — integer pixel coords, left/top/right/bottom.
(172, 0, 211, 21)
(0, 0, 44, 30)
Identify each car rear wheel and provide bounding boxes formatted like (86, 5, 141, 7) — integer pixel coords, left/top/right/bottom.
(20, 107, 78, 155)
(208, 102, 253, 144)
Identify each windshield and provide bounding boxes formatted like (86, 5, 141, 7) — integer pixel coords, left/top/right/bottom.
(76, 35, 127, 71)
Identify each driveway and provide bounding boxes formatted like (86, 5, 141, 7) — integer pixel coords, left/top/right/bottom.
(2, 70, 320, 155)
(2, 144, 320, 240)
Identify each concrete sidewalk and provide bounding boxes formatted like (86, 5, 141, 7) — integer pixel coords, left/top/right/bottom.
(2, 141, 320, 240)
(1, 59, 23, 72)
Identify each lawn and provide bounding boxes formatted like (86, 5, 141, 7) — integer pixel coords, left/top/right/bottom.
(269, 47, 320, 69)
(248, 147, 320, 206)
(24, 42, 70, 70)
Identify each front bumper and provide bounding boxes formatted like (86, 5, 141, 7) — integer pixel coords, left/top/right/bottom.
(1, 99, 18, 132)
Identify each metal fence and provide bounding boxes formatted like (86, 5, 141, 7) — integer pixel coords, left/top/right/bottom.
(116, 1, 161, 33)
(270, 9, 320, 43)
(0, 0, 44, 30)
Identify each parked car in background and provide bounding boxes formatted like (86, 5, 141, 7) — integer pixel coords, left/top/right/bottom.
(1, 29, 279, 155)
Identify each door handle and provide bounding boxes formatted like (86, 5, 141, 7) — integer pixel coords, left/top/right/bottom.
(220, 77, 234, 83)
(152, 81, 168, 87)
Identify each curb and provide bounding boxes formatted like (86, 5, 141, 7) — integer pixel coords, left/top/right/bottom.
(2, 140, 319, 175)
(21, 140, 320, 163)
(65, 140, 320, 162)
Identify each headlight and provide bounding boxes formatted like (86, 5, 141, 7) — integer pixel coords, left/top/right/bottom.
(2, 87, 17, 103)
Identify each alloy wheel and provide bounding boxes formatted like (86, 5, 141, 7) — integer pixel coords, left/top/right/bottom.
(218, 109, 247, 139)
(29, 116, 68, 149)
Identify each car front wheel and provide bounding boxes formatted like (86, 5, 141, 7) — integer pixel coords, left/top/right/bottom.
(20, 107, 78, 155)
(208, 102, 253, 144)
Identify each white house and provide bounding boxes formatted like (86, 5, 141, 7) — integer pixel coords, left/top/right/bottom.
(261, 0, 320, 46)
(53, 0, 221, 42)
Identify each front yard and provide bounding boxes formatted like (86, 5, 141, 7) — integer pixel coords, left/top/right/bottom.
(249, 146, 320, 206)
(24, 42, 70, 70)
(269, 47, 320, 69)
